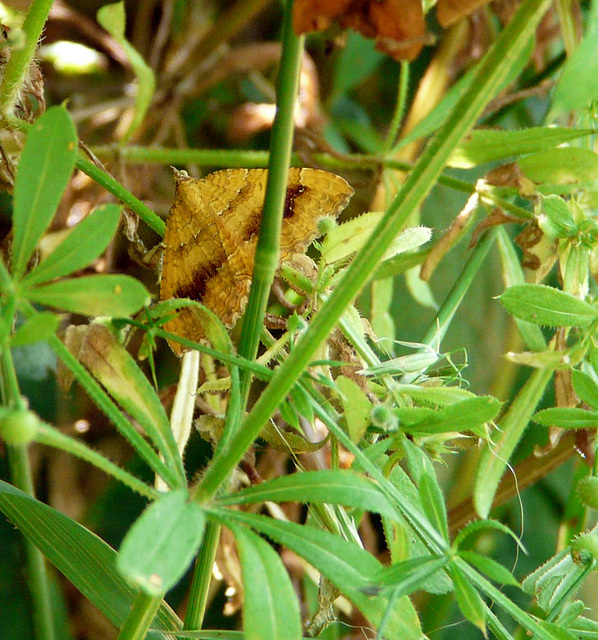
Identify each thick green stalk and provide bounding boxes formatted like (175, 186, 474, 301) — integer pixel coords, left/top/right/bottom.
(0, 0, 53, 115)
(1, 347, 55, 640)
(116, 591, 162, 640)
(195, 0, 552, 502)
(237, 0, 304, 393)
(397, 226, 498, 386)
(7, 445, 56, 640)
(183, 522, 221, 630)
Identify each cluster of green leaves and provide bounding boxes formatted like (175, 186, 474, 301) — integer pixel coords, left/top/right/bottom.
(3, 0, 598, 639)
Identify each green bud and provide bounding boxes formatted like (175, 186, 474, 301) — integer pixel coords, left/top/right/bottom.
(0, 409, 39, 446)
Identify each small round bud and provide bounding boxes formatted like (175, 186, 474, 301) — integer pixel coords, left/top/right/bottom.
(370, 405, 399, 432)
(0, 409, 39, 446)
(317, 216, 337, 236)
(571, 529, 598, 569)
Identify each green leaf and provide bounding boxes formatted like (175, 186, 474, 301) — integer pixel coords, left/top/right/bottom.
(97, 2, 155, 141)
(77, 324, 185, 485)
(233, 526, 302, 640)
(10, 312, 60, 346)
(260, 422, 329, 454)
(396, 396, 501, 436)
(217, 470, 400, 521)
(394, 384, 477, 406)
(500, 284, 598, 327)
(321, 212, 431, 264)
(496, 228, 547, 352)
(11, 107, 78, 280)
(331, 31, 384, 100)
(450, 564, 486, 635)
(288, 384, 314, 425)
(538, 195, 578, 239)
(474, 366, 554, 518)
(533, 407, 598, 429)
(534, 621, 579, 640)
(572, 369, 598, 411)
(550, 6, 598, 117)
(366, 556, 450, 595)
(523, 548, 588, 612)
(208, 509, 423, 637)
(151, 298, 233, 355)
(0, 480, 181, 634)
(22, 204, 122, 287)
(452, 519, 526, 553)
(117, 490, 205, 596)
(518, 148, 598, 185)
(23, 274, 151, 317)
(448, 127, 595, 168)
(336, 375, 372, 442)
(459, 551, 519, 587)
(403, 440, 449, 541)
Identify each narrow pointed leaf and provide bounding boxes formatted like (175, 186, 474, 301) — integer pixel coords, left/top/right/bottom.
(459, 551, 519, 587)
(571, 369, 598, 411)
(448, 127, 595, 168)
(500, 284, 598, 327)
(518, 148, 598, 185)
(208, 508, 423, 638)
(451, 564, 487, 635)
(22, 204, 122, 286)
(233, 526, 302, 640)
(78, 324, 185, 485)
(10, 312, 60, 346)
(366, 556, 450, 594)
(533, 407, 598, 429)
(118, 490, 205, 596)
(0, 480, 181, 634)
(216, 470, 400, 520)
(12, 107, 78, 280)
(23, 274, 150, 317)
(474, 366, 554, 518)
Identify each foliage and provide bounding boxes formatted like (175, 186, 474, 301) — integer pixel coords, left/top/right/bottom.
(1, 1, 598, 639)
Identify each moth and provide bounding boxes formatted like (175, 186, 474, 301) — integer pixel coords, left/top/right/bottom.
(160, 168, 353, 355)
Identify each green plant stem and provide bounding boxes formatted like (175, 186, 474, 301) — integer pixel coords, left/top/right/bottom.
(456, 557, 563, 639)
(0, 0, 53, 115)
(7, 445, 56, 640)
(0, 347, 55, 640)
(116, 590, 162, 640)
(382, 61, 410, 153)
(183, 522, 221, 630)
(419, 227, 498, 349)
(35, 424, 158, 500)
(474, 365, 555, 518)
(194, 0, 552, 504)
(76, 157, 165, 236)
(92, 145, 271, 167)
(237, 2, 304, 396)
(89, 146, 533, 221)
